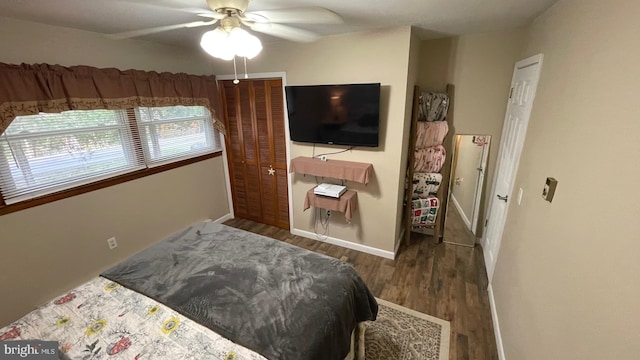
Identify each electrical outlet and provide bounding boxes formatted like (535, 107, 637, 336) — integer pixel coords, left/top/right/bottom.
(326, 210, 331, 217)
(107, 237, 118, 250)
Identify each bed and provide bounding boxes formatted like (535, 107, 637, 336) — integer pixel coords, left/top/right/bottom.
(1, 222, 378, 360)
(0, 277, 267, 359)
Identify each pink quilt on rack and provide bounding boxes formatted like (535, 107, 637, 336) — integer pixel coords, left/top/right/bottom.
(415, 121, 449, 148)
(414, 145, 446, 173)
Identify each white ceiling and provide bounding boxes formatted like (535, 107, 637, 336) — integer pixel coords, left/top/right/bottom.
(0, 0, 558, 47)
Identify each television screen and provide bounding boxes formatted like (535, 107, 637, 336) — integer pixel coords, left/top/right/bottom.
(285, 83, 380, 147)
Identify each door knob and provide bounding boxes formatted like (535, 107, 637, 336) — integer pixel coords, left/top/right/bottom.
(497, 194, 508, 202)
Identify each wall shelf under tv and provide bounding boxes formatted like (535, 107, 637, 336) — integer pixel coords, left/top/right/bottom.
(303, 188, 358, 223)
(289, 156, 373, 184)
(289, 156, 373, 222)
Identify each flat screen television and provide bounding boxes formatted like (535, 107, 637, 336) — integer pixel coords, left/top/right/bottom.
(285, 83, 380, 147)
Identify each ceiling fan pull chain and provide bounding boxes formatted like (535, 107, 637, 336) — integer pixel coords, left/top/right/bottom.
(233, 56, 239, 84)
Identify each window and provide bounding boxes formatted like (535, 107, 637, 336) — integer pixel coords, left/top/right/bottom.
(137, 106, 218, 166)
(0, 106, 220, 205)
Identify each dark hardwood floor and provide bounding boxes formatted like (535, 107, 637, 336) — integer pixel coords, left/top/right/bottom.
(224, 218, 498, 360)
(443, 200, 477, 247)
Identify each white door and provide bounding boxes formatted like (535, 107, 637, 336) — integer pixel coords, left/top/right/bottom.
(482, 54, 544, 281)
(471, 138, 490, 234)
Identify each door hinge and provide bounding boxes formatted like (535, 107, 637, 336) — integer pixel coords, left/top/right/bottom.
(509, 87, 514, 99)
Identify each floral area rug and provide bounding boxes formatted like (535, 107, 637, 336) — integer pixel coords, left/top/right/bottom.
(362, 298, 450, 360)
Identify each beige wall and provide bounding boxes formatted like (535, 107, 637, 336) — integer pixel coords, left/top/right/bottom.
(394, 29, 423, 248)
(0, 17, 212, 74)
(492, 0, 640, 358)
(0, 17, 229, 326)
(210, 27, 415, 253)
(418, 29, 526, 237)
(417, 37, 455, 93)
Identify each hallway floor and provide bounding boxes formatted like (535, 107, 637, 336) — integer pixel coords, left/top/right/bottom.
(443, 200, 478, 247)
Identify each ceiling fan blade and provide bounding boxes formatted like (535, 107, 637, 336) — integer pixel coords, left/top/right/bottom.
(114, 1, 211, 15)
(105, 20, 217, 40)
(196, 11, 227, 20)
(250, 23, 319, 42)
(245, 7, 342, 24)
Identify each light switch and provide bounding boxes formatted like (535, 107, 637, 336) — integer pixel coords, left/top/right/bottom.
(542, 177, 558, 202)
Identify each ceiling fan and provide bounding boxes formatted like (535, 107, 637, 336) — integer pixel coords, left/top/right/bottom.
(107, 0, 343, 59)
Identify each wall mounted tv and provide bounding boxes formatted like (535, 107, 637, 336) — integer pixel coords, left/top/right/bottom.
(285, 83, 381, 147)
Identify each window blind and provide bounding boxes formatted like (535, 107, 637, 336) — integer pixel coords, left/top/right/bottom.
(136, 106, 220, 167)
(0, 110, 144, 204)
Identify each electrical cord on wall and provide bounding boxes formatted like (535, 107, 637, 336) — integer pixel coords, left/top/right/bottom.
(313, 207, 330, 240)
(309, 145, 353, 239)
(313, 146, 355, 159)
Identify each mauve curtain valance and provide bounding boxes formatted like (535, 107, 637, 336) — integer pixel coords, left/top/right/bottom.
(0, 63, 225, 135)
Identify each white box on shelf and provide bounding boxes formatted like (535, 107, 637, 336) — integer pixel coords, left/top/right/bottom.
(314, 183, 347, 198)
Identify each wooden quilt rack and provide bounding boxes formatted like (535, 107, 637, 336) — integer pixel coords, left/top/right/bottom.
(403, 84, 455, 243)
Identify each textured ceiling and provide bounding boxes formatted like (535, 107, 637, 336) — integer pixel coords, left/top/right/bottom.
(0, 0, 558, 47)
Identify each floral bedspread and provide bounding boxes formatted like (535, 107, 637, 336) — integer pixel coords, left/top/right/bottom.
(0, 277, 266, 360)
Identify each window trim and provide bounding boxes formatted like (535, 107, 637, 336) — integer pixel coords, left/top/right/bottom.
(0, 150, 222, 216)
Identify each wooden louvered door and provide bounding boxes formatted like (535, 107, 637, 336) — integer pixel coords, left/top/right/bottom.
(220, 78, 289, 229)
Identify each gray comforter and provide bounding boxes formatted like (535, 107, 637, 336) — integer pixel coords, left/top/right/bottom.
(102, 222, 377, 360)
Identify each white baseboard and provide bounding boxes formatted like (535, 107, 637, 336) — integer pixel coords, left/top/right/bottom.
(488, 284, 506, 360)
(212, 213, 234, 224)
(291, 228, 395, 260)
(394, 230, 404, 255)
(480, 232, 488, 250)
(450, 194, 472, 229)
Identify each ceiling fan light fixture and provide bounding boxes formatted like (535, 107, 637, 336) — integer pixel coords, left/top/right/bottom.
(229, 28, 263, 59)
(200, 28, 234, 60)
(200, 25, 262, 61)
